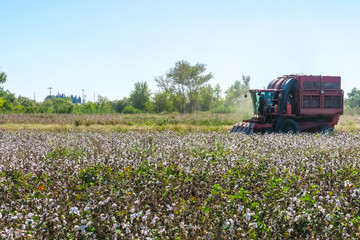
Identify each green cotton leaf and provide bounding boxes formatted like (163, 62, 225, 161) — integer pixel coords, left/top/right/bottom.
(161, 189, 168, 199)
(212, 184, 221, 190)
(301, 194, 312, 202)
(229, 194, 243, 200)
(251, 202, 260, 209)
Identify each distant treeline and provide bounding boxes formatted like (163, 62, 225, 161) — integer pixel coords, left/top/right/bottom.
(0, 61, 359, 114)
(0, 61, 252, 114)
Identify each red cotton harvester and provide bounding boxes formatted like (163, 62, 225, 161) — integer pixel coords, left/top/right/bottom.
(231, 75, 344, 134)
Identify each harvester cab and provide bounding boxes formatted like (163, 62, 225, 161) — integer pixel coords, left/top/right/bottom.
(249, 90, 279, 115)
(231, 75, 343, 134)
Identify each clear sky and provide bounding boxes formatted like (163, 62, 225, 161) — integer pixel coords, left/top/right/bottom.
(1, 0, 359, 102)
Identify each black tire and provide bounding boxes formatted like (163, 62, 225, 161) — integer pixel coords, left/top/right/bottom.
(320, 125, 334, 134)
(264, 127, 273, 134)
(277, 119, 299, 133)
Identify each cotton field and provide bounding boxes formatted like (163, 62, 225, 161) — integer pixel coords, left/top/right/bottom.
(0, 130, 360, 239)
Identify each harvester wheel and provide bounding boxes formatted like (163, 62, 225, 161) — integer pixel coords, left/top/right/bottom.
(278, 119, 299, 133)
(320, 126, 334, 134)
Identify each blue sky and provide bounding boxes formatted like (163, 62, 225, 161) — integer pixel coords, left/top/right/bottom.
(1, 0, 359, 102)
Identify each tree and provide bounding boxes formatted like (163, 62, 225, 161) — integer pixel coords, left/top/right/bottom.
(17, 96, 39, 113)
(155, 60, 213, 113)
(0, 71, 7, 112)
(347, 88, 360, 108)
(43, 97, 74, 114)
(212, 83, 223, 108)
(81, 102, 96, 114)
(153, 91, 173, 113)
(0, 98, 5, 111)
(0, 71, 6, 87)
(96, 95, 112, 113)
(199, 83, 225, 112)
(111, 97, 130, 113)
(225, 75, 250, 107)
(199, 84, 214, 111)
(0, 90, 17, 112)
(129, 81, 151, 111)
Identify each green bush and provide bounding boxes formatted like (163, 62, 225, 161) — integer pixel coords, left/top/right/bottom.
(122, 106, 142, 114)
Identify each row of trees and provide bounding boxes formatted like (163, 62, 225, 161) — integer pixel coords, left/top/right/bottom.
(0, 61, 252, 114)
(2, 61, 360, 114)
(125, 60, 251, 114)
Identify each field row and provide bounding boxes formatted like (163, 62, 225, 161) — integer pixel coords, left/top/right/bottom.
(0, 131, 360, 239)
(0, 113, 359, 133)
(0, 113, 244, 126)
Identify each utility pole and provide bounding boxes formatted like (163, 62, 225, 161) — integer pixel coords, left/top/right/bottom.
(94, 92, 95, 103)
(48, 87, 52, 96)
(33, 92, 36, 102)
(82, 89, 85, 104)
